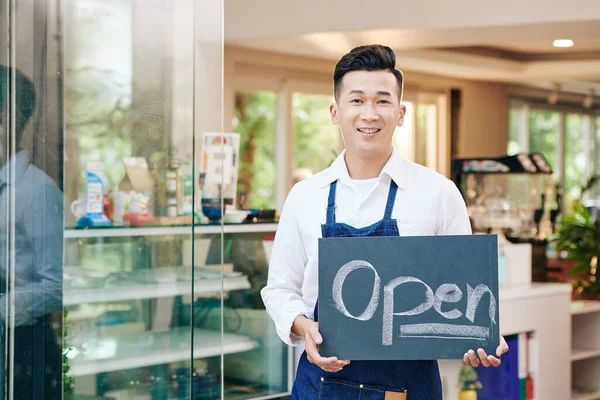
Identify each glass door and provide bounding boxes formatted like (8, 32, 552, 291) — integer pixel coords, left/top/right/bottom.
(2, 0, 65, 398)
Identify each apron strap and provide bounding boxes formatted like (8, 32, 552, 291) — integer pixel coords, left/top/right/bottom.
(326, 180, 337, 224)
(383, 180, 398, 219)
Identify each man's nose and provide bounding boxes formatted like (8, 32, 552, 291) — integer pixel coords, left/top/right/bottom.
(361, 103, 379, 121)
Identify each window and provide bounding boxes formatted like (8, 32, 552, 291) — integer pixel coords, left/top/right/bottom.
(508, 107, 524, 155)
(564, 114, 587, 202)
(232, 91, 277, 209)
(394, 93, 445, 173)
(508, 101, 600, 214)
(292, 92, 342, 180)
(597, 116, 600, 176)
(529, 110, 560, 173)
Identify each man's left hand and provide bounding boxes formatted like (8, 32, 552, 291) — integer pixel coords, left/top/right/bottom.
(463, 335, 509, 368)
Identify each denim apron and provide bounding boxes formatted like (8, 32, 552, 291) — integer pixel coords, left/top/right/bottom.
(291, 179, 442, 400)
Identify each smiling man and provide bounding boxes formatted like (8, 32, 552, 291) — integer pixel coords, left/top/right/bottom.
(261, 44, 508, 400)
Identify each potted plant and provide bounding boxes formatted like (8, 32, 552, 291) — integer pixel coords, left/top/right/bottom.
(457, 364, 482, 400)
(553, 175, 600, 300)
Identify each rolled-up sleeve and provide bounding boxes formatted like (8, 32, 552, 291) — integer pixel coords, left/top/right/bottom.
(441, 179, 472, 236)
(261, 183, 312, 346)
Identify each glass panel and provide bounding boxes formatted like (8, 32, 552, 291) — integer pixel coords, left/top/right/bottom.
(61, 0, 206, 398)
(2, 0, 65, 398)
(221, 230, 289, 399)
(233, 91, 277, 209)
(292, 92, 342, 180)
(529, 110, 560, 172)
(564, 113, 587, 212)
(193, 1, 226, 399)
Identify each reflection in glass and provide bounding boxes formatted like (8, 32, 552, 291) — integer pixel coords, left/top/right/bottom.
(1, 66, 64, 399)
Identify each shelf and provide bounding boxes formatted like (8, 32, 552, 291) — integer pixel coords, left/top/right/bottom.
(64, 275, 251, 306)
(573, 389, 600, 400)
(102, 388, 288, 400)
(68, 327, 258, 377)
(572, 347, 600, 362)
(572, 301, 600, 315)
(499, 282, 572, 301)
(64, 223, 278, 239)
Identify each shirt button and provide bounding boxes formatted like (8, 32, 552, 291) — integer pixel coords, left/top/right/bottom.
(359, 384, 364, 389)
(321, 377, 324, 382)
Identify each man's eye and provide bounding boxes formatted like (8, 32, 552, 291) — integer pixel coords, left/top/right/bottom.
(350, 99, 362, 103)
(378, 100, 390, 104)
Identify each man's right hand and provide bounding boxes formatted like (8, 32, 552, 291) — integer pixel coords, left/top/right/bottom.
(292, 315, 350, 373)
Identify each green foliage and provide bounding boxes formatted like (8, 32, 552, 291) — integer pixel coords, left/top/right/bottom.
(510, 109, 599, 216)
(292, 93, 341, 173)
(457, 364, 482, 391)
(233, 91, 277, 209)
(553, 175, 600, 296)
(62, 309, 74, 395)
(65, 67, 133, 192)
(528, 110, 559, 172)
(233, 91, 342, 209)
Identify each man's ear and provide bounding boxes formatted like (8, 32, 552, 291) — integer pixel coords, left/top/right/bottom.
(330, 103, 339, 125)
(397, 104, 407, 127)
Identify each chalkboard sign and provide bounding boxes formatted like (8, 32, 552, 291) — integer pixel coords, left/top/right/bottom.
(318, 235, 499, 360)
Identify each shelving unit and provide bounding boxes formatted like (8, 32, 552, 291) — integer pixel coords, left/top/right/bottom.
(64, 275, 251, 306)
(572, 300, 600, 400)
(572, 390, 600, 400)
(63, 222, 289, 399)
(69, 328, 259, 376)
(435, 282, 573, 400)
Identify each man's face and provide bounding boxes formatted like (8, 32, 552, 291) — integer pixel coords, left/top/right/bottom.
(330, 70, 406, 158)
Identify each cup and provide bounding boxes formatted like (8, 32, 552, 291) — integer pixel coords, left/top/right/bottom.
(70, 194, 86, 219)
(110, 191, 128, 225)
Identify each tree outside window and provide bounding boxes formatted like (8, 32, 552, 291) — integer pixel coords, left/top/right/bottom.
(233, 91, 277, 210)
(292, 93, 342, 180)
(528, 110, 560, 173)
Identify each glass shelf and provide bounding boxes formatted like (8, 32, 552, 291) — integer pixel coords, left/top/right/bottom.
(64, 223, 278, 238)
(68, 328, 258, 377)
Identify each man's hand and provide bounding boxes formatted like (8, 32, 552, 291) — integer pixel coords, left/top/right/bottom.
(292, 315, 350, 373)
(463, 335, 509, 368)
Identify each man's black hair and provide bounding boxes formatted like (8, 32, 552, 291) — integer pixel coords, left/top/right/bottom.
(0, 65, 36, 143)
(333, 44, 404, 101)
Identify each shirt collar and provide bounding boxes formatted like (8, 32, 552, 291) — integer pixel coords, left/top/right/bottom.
(314, 147, 407, 189)
(0, 151, 30, 188)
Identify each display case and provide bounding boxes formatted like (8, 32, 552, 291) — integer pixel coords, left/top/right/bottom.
(63, 223, 290, 399)
(451, 153, 558, 282)
(1, 0, 292, 398)
(452, 153, 558, 237)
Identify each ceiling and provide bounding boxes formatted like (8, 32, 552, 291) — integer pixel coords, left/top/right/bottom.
(224, 0, 600, 98)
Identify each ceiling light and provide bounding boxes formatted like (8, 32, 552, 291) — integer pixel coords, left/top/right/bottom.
(553, 39, 574, 48)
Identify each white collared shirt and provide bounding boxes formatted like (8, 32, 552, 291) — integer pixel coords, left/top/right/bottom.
(261, 148, 472, 346)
